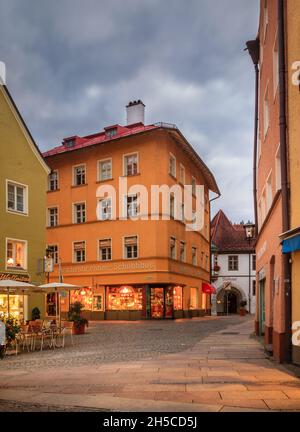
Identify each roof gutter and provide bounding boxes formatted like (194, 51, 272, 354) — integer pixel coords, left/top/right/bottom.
(278, 0, 292, 362)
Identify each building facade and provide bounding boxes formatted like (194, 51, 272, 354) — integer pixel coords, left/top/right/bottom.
(44, 101, 220, 320)
(247, 0, 300, 364)
(210, 211, 256, 315)
(0, 85, 50, 320)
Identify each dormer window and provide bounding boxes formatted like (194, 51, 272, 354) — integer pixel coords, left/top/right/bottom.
(65, 139, 75, 148)
(105, 128, 117, 139)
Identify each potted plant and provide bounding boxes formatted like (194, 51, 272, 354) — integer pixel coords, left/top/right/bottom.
(239, 300, 247, 316)
(68, 301, 88, 335)
(31, 307, 41, 321)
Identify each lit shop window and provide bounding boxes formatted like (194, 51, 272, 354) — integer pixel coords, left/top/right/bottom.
(7, 181, 27, 214)
(73, 241, 86, 263)
(124, 153, 138, 176)
(48, 170, 59, 191)
(71, 288, 93, 310)
(99, 159, 112, 181)
(73, 165, 86, 186)
(0, 295, 24, 320)
(173, 286, 183, 310)
(107, 286, 142, 310)
(6, 239, 27, 270)
(99, 238, 112, 261)
(124, 236, 138, 259)
(190, 287, 198, 309)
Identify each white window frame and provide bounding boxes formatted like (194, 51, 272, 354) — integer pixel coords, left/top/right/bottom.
(47, 244, 59, 265)
(73, 163, 86, 186)
(169, 236, 176, 260)
(5, 237, 28, 271)
(169, 153, 176, 178)
(98, 158, 112, 181)
(263, 84, 270, 139)
(228, 255, 239, 271)
(125, 194, 139, 218)
(73, 201, 86, 224)
(123, 152, 139, 176)
(6, 180, 28, 215)
(123, 235, 139, 260)
(98, 238, 112, 262)
(48, 170, 59, 191)
(47, 206, 59, 227)
(98, 197, 112, 221)
(72, 240, 86, 263)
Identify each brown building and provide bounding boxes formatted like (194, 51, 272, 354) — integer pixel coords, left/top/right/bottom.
(43, 101, 220, 320)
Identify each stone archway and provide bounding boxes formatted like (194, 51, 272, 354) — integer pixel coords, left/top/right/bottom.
(215, 283, 246, 315)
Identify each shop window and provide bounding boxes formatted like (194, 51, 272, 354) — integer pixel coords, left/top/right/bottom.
(228, 255, 239, 271)
(99, 197, 112, 221)
(7, 181, 27, 214)
(99, 238, 112, 261)
(169, 237, 176, 259)
(6, 239, 27, 270)
(169, 153, 176, 177)
(124, 236, 138, 259)
(190, 287, 198, 309)
(73, 202, 86, 224)
(73, 241, 86, 263)
(73, 165, 86, 186)
(124, 153, 138, 176)
(48, 207, 58, 227)
(92, 295, 103, 311)
(71, 288, 94, 310)
(48, 170, 59, 191)
(173, 286, 183, 310)
(47, 244, 59, 264)
(0, 295, 24, 320)
(107, 286, 142, 310)
(98, 159, 112, 181)
(126, 194, 138, 218)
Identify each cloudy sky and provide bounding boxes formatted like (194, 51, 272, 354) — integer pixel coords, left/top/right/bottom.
(0, 0, 259, 223)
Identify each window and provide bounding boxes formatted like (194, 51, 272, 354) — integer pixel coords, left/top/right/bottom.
(73, 165, 86, 186)
(192, 247, 197, 266)
(105, 128, 117, 139)
(181, 203, 185, 222)
(48, 207, 58, 227)
(273, 32, 279, 95)
(47, 244, 59, 264)
(190, 287, 198, 309)
(98, 159, 112, 181)
(263, 0, 268, 42)
(74, 202, 86, 224)
(169, 153, 176, 177)
(6, 239, 27, 270)
(7, 181, 27, 214)
(124, 236, 138, 259)
(252, 280, 256, 296)
(170, 193, 175, 218)
(48, 171, 58, 191)
(275, 145, 281, 191)
(170, 237, 176, 259)
(179, 164, 185, 184)
(264, 87, 269, 138)
(73, 241, 86, 263)
(99, 198, 112, 221)
(99, 238, 112, 261)
(107, 286, 142, 311)
(126, 194, 138, 218)
(228, 255, 239, 271)
(124, 153, 138, 176)
(191, 177, 196, 196)
(266, 172, 272, 212)
(179, 241, 186, 262)
(252, 255, 256, 271)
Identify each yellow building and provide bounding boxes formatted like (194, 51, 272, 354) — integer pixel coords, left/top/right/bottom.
(0, 85, 50, 320)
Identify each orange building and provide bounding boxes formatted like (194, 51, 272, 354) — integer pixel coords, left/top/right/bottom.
(43, 101, 220, 320)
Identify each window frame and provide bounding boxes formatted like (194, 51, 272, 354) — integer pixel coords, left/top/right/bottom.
(123, 152, 139, 177)
(5, 237, 28, 271)
(169, 153, 176, 178)
(47, 206, 59, 227)
(98, 238, 112, 262)
(47, 244, 59, 264)
(228, 255, 239, 271)
(123, 235, 139, 260)
(98, 197, 112, 221)
(73, 201, 86, 224)
(72, 240, 86, 263)
(169, 236, 176, 260)
(6, 180, 28, 215)
(72, 164, 86, 186)
(179, 163, 185, 184)
(48, 170, 59, 191)
(179, 241, 186, 263)
(98, 158, 113, 181)
(192, 246, 197, 266)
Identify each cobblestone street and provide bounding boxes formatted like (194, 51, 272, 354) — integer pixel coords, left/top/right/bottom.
(1, 315, 300, 412)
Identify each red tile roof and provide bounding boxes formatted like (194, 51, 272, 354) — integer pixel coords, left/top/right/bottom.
(211, 210, 255, 253)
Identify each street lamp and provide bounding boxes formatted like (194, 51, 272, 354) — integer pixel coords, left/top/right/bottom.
(243, 221, 255, 315)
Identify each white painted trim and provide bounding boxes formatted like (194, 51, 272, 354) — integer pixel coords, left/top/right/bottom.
(72, 163, 87, 186)
(46, 205, 59, 227)
(72, 240, 86, 263)
(97, 158, 113, 181)
(97, 237, 112, 262)
(6, 179, 29, 216)
(5, 237, 28, 271)
(72, 201, 87, 224)
(122, 151, 139, 176)
(122, 234, 139, 260)
(48, 169, 59, 191)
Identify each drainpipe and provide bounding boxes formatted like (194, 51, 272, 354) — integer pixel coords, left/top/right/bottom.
(245, 39, 260, 235)
(278, 0, 292, 362)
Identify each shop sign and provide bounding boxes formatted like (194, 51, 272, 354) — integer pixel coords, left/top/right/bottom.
(64, 261, 156, 274)
(0, 322, 5, 346)
(44, 257, 54, 273)
(0, 273, 30, 282)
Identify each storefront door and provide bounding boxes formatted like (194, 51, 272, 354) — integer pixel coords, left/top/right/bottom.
(150, 288, 164, 318)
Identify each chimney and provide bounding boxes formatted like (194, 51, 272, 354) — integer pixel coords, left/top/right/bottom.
(126, 100, 145, 125)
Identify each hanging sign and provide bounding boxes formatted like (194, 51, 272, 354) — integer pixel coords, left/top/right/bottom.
(44, 257, 54, 273)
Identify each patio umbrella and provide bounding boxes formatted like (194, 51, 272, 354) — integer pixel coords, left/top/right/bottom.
(38, 282, 82, 325)
(0, 279, 37, 319)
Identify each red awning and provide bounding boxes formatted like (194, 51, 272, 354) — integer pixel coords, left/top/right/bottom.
(202, 283, 216, 295)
